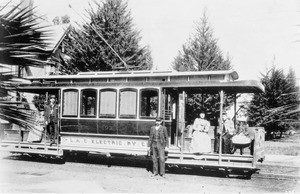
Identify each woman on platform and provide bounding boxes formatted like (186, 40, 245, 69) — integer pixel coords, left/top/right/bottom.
(190, 111, 211, 154)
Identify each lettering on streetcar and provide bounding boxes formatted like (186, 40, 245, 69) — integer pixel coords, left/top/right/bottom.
(61, 137, 147, 148)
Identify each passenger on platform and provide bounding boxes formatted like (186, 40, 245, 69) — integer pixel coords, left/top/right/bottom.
(222, 113, 235, 154)
(148, 117, 169, 178)
(190, 111, 211, 154)
(232, 118, 254, 155)
(215, 113, 235, 154)
(44, 95, 58, 146)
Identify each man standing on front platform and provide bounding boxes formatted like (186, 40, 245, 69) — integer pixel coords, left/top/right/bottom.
(44, 95, 58, 146)
(148, 117, 169, 177)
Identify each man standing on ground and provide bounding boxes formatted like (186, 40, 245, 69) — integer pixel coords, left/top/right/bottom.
(148, 117, 169, 177)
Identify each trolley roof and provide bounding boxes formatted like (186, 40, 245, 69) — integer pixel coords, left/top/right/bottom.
(18, 70, 264, 93)
(25, 70, 239, 79)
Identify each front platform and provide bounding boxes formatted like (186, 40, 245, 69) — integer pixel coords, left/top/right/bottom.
(0, 141, 63, 156)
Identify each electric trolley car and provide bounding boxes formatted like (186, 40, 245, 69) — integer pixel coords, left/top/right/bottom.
(0, 70, 265, 178)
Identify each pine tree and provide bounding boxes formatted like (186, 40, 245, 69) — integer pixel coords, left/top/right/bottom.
(60, 0, 152, 74)
(248, 66, 300, 139)
(173, 13, 232, 124)
(173, 13, 231, 72)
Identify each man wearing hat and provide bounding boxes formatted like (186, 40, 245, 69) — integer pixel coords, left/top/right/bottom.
(44, 95, 58, 145)
(148, 117, 169, 177)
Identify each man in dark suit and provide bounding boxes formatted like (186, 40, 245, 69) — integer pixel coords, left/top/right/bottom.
(148, 117, 169, 177)
(44, 95, 58, 145)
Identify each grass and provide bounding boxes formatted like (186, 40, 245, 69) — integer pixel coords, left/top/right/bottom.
(264, 132, 300, 156)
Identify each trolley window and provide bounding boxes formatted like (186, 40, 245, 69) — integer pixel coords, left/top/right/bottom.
(140, 89, 159, 118)
(62, 89, 79, 117)
(119, 88, 137, 118)
(99, 89, 117, 118)
(80, 89, 97, 117)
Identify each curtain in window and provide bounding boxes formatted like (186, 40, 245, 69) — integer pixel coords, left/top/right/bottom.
(99, 90, 116, 117)
(120, 90, 137, 117)
(63, 90, 78, 116)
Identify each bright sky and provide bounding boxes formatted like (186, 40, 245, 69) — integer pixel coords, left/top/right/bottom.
(16, 0, 300, 82)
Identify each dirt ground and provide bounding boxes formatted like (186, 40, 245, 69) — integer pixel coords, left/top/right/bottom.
(0, 133, 299, 193)
(0, 150, 299, 193)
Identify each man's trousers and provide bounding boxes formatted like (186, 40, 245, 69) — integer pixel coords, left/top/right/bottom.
(151, 142, 165, 175)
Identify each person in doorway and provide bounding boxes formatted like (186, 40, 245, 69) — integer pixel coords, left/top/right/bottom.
(148, 117, 169, 177)
(44, 95, 58, 146)
(190, 111, 211, 154)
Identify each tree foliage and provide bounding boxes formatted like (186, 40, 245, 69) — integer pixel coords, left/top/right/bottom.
(0, 2, 51, 68)
(173, 13, 231, 72)
(52, 15, 70, 25)
(59, 0, 152, 74)
(173, 13, 233, 124)
(0, 2, 51, 129)
(247, 66, 300, 139)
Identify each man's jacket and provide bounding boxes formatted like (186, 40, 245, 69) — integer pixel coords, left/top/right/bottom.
(44, 104, 58, 124)
(148, 125, 169, 148)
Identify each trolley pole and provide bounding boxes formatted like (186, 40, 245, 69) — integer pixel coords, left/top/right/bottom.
(218, 90, 224, 164)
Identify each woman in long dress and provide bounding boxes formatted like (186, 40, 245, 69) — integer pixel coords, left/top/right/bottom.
(190, 112, 211, 154)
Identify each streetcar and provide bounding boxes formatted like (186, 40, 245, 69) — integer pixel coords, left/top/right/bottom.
(0, 70, 265, 178)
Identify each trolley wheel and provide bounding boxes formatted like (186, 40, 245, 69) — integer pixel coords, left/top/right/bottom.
(219, 168, 230, 178)
(244, 172, 253, 179)
(48, 155, 65, 164)
(56, 156, 66, 164)
(222, 172, 229, 178)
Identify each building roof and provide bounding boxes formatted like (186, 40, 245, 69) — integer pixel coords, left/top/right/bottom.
(43, 24, 71, 53)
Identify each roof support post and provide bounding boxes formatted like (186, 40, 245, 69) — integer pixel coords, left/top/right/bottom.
(234, 93, 237, 128)
(179, 90, 186, 162)
(218, 90, 224, 164)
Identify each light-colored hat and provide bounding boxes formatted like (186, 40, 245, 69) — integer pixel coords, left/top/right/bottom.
(156, 117, 162, 121)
